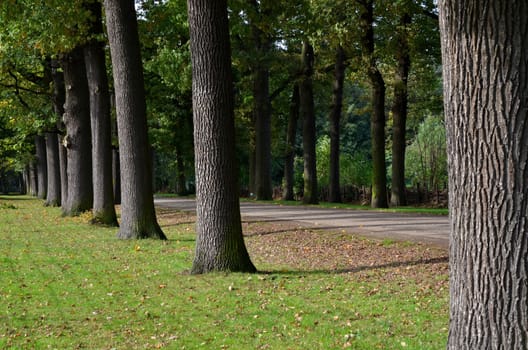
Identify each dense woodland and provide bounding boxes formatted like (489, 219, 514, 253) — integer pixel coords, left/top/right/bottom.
(0, 0, 445, 208)
(1, 1, 527, 348)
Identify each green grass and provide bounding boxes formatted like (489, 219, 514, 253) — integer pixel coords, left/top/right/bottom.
(0, 196, 448, 349)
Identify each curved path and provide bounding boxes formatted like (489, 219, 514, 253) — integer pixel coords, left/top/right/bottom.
(154, 198, 449, 248)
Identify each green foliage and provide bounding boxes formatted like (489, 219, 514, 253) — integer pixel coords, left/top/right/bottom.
(405, 114, 447, 190)
(316, 136, 372, 189)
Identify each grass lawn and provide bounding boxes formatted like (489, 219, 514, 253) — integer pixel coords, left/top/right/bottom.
(0, 196, 448, 349)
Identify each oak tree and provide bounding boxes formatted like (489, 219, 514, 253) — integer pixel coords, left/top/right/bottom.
(187, 0, 256, 273)
(439, 0, 528, 348)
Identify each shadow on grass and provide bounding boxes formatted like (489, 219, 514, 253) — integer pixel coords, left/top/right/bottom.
(258, 256, 448, 276)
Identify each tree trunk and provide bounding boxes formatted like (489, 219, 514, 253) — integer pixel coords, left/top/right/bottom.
(283, 83, 299, 201)
(51, 60, 68, 206)
(44, 132, 61, 206)
(34, 135, 47, 200)
(175, 144, 187, 196)
(329, 45, 345, 203)
(300, 41, 318, 205)
(390, 12, 411, 207)
(61, 47, 93, 216)
(104, 0, 165, 239)
(439, 1, 528, 349)
(112, 147, 121, 204)
(84, 0, 117, 226)
(187, 0, 256, 273)
(28, 161, 37, 197)
(250, 2, 272, 201)
(360, 0, 388, 208)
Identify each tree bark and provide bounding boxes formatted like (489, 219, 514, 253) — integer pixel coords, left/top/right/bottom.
(359, 0, 388, 208)
(104, 0, 165, 239)
(51, 61, 68, 206)
(34, 135, 47, 200)
(329, 45, 346, 203)
(282, 83, 299, 201)
(44, 132, 61, 206)
(84, 0, 117, 226)
(300, 41, 318, 205)
(439, 1, 528, 349)
(250, 0, 273, 201)
(187, 0, 256, 273)
(28, 160, 37, 197)
(390, 12, 411, 207)
(61, 47, 93, 216)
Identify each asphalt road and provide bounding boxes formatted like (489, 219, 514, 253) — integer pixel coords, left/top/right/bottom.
(154, 198, 450, 248)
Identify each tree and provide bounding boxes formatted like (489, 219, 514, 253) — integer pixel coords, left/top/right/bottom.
(358, 0, 388, 208)
(104, 0, 166, 239)
(84, 0, 117, 226)
(439, 1, 528, 348)
(300, 41, 318, 204)
(51, 61, 68, 206)
(187, 0, 256, 273)
(282, 83, 300, 201)
(34, 134, 47, 200)
(389, 10, 411, 207)
(328, 45, 346, 203)
(247, 0, 273, 201)
(60, 47, 93, 216)
(44, 131, 61, 206)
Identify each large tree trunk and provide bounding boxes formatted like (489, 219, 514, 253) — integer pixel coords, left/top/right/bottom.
(329, 45, 345, 203)
(34, 135, 47, 200)
(187, 0, 256, 274)
(300, 41, 318, 205)
(439, 1, 528, 349)
(390, 13, 411, 207)
(61, 47, 93, 216)
(44, 132, 61, 206)
(51, 61, 68, 206)
(282, 83, 299, 201)
(84, 0, 117, 226)
(250, 0, 272, 201)
(104, 0, 165, 239)
(360, 0, 388, 208)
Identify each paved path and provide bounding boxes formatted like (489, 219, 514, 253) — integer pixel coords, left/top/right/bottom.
(154, 198, 449, 248)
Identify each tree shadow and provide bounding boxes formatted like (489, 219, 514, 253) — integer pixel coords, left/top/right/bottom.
(257, 256, 448, 276)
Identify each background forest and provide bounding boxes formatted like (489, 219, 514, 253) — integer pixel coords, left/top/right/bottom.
(0, 0, 444, 208)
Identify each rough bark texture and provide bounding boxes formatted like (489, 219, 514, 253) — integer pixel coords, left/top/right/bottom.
(187, 0, 256, 273)
(28, 160, 37, 197)
(360, 0, 388, 208)
(329, 45, 345, 203)
(390, 13, 411, 207)
(84, 0, 117, 226)
(61, 47, 93, 216)
(51, 61, 68, 206)
(300, 41, 318, 205)
(439, 1, 528, 349)
(282, 83, 299, 201)
(112, 147, 121, 204)
(104, 0, 165, 239)
(250, 0, 272, 201)
(44, 132, 61, 206)
(34, 135, 47, 200)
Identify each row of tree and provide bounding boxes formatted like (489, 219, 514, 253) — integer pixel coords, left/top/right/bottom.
(0, 0, 527, 347)
(137, 0, 443, 208)
(0, 0, 165, 239)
